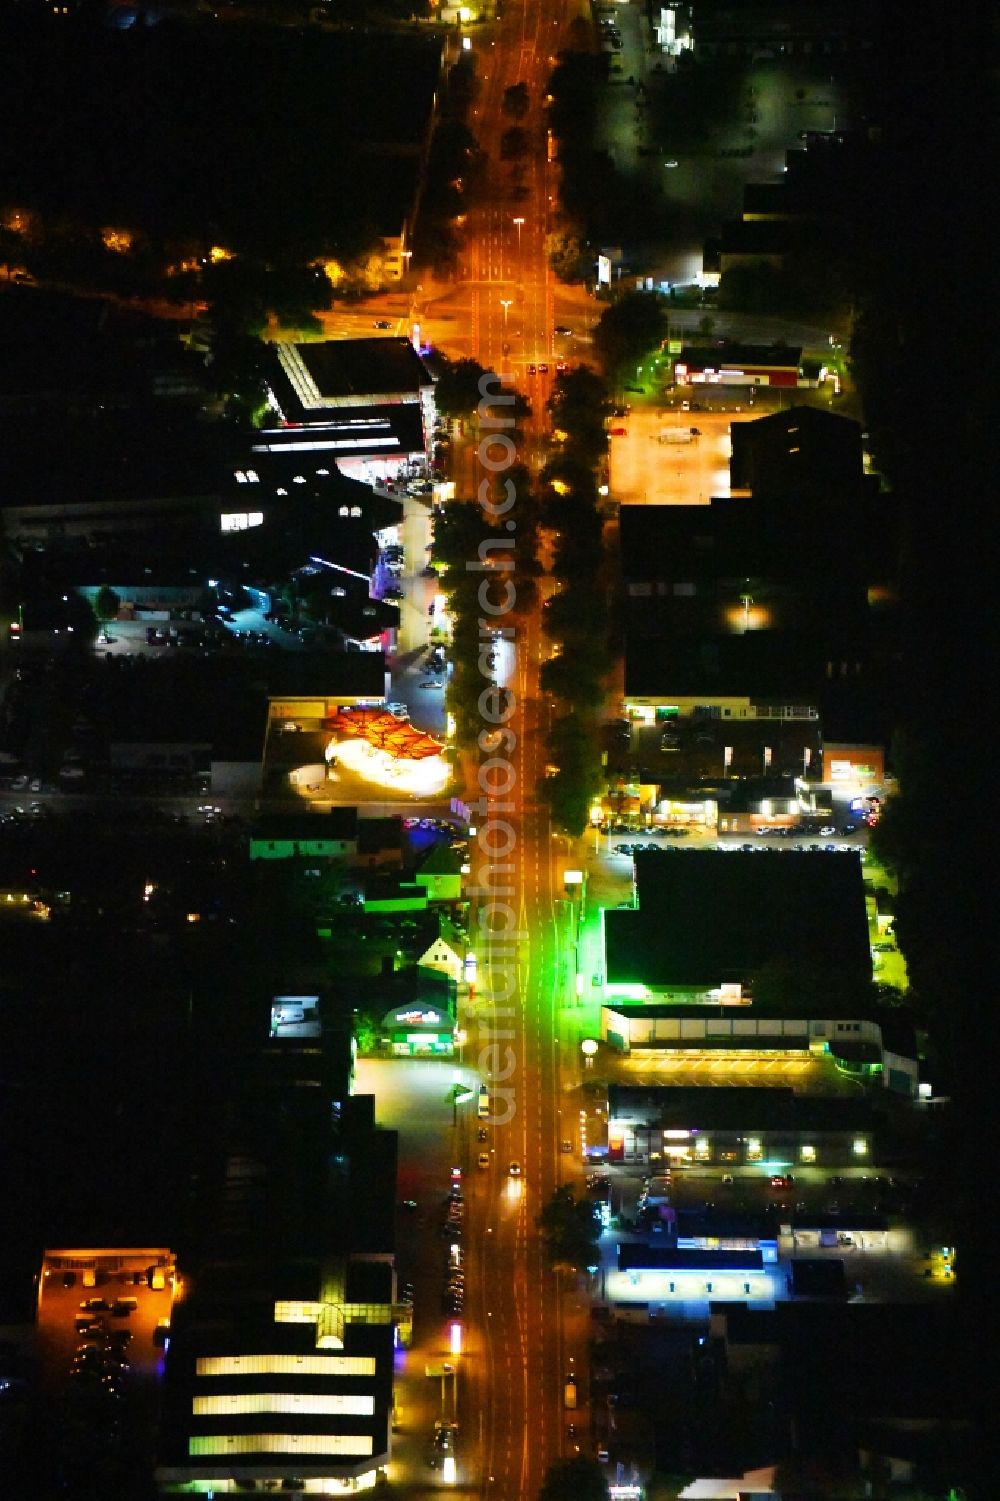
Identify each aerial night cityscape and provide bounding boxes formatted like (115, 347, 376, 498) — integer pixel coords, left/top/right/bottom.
(0, 0, 991, 1498)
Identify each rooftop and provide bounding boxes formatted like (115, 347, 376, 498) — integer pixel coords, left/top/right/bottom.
(623, 619, 832, 701)
(607, 1085, 879, 1132)
(676, 343, 803, 372)
(252, 400, 427, 459)
(272, 340, 433, 418)
(603, 850, 871, 988)
(266, 652, 387, 702)
(729, 406, 865, 501)
(252, 808, 360, 843)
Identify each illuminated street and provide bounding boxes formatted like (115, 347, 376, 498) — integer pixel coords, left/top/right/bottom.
(0, 0, 986, 1493)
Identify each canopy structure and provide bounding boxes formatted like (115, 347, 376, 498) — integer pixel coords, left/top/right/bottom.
(324, 709, 444, 761)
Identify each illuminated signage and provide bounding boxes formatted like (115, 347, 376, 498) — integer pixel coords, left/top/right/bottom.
(221, 511, 264, 532)
(395, 1010, 441, 1025)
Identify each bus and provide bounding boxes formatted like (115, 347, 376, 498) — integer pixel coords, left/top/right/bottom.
(478, 1085, 490, 1119)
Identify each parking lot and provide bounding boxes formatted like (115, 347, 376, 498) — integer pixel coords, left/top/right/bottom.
(608, 406, 753, 506)
(36, 1250, 175, 1383)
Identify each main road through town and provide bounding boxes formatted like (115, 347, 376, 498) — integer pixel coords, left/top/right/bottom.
(457, 4, 590, 1500)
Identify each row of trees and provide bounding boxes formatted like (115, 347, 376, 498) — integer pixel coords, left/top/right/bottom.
(536, 368, 616, 833)
(412, 53, 483, 277)
(592, 290, 670, 387)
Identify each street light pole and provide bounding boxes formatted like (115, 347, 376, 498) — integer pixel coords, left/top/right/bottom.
(500, 298, 512, 335)
(512, 216, 524, 259)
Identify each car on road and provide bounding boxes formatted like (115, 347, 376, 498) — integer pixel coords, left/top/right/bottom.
(477, 1153, 491, 1170)
(819, 825, 836, 836)
(538, 363, 549, 373)
(665, 159, 678, 168)
(770, 1174, 794, 1189)
(554, 325, 572, 336)
(373, 319, 392, 329)
(508, 1161, 522, 1177)
(79, 1299, 112, 1312)
(387, 702, 410, 719)
(560, 1140, 573, 1153)
(527, 363, 536, 375)
(609, 427, 627, 436)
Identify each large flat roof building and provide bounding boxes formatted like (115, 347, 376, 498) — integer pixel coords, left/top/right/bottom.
(603, 849, 871, 999)
(263, 339, 436, 485)
(155, 1002, 401, 1495)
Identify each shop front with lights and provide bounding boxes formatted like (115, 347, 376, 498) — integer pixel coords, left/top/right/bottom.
(381, 1003, 456, 1057)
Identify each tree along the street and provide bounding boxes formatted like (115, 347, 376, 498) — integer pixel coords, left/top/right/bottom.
(502, 82, 530, 120)
(434, 357, 495, 421)
(92, 587, 121, 626)
(593, 291, 670, 381)
(538, 1456, 609, 1501)
(536, 1184, 601, 1272)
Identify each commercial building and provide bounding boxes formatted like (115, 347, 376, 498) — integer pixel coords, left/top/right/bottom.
(261, 339, 437, 486)
(379, 968, 457, 1056)
(728, 406, 865, 502)
(250, 809, 361, 863)
(600, 1004, 918, 1096)
(606, 1085, 881, 1167)
(617, 488, 895, 773)
(155, 1001, 401, 1495)
(602, 849, 871, 1003)
(686, 0, 877, 60)
(413, 840, 466, 903)
(266, 658, 389, 728)
(673, 343, 803, 390)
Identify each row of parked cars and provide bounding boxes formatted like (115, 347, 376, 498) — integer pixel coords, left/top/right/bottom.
(441, 1170, 465, 1315)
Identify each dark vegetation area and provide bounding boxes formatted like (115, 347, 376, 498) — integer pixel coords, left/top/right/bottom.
(845, 6, 994, 1489)
(0, 16, 436, 259)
